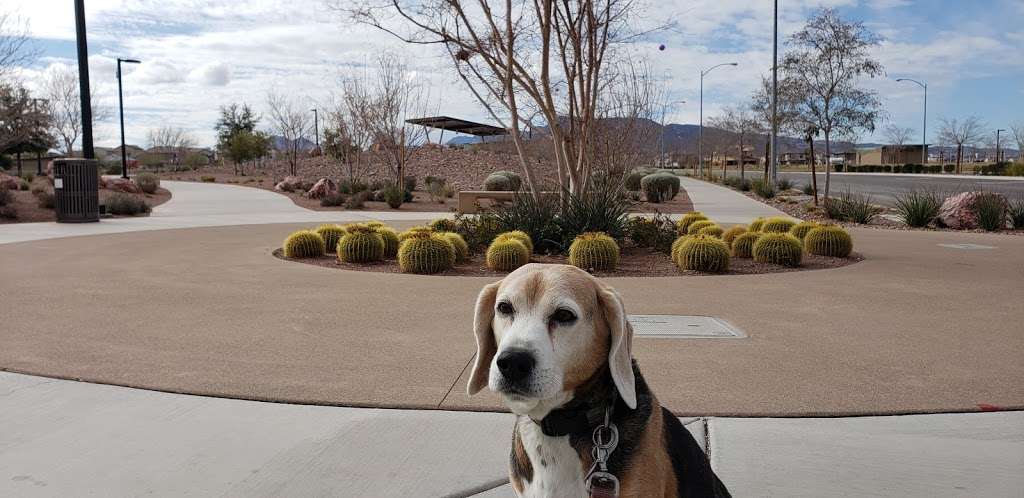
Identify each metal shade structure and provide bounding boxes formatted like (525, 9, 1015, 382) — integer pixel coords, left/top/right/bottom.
(406, 116, 509, 142)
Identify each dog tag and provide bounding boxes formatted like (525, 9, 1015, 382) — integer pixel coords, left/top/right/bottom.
(588, 471, 619, 498)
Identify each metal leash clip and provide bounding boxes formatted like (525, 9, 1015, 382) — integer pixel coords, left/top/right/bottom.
(586, 408, 620, 498)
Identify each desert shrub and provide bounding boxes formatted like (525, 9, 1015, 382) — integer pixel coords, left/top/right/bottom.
(283, 230, 326, 258)
(1005, 163, 1024, 177)
(200, 176, 216, 183)
(568, 232, 620, 271)
(972, 193, 1008, 231)
(337, 225, 385, 262)
(135, 173, 160, 194)
(722, 225, 747, 247)
(626, 214, 676, 252)
(440, 232, 470, 262)
(752, 233, 803, 267)
(894, 189, 942, 227)
(804, 225, 853, 257)
(686, 220, 717, 236)
(494, 230, 534, 254)
(640, 173, 679, 203)
(748, 217, 767, 232)
(624, 171, 645, 191)
(676, 212, 709, 235)
(424, 175, 446, 188)
(490, 191, 562, 253)
(451, 212, 505, 250)
(0, 187, 12, 206)
(403, 175, 417, 192)
(730, 232, 761, 258)
(35, 191, 55, 209)
(428, 180, 455, 201)
(760, 217, 798, 233)
(383, 185, 404, 208)
(104, 162, 123, 175)
(345, 190, 370, 209)
(801, 183, 815, 196)
(0, 205, 16, 219)
(750, 178, 776, 199)
(315, 224, 347, 252)
(673, 235, 730, 273)
(776, 178, 793, 190)
(19, 179, 29, 190)
(825, 189, 878, 224)
(320, 192, 345, 207)
(483, 173, 513, 191)
(942, 164, 955, 173)
(486, 238, 530, 272)
(369, 180, 387, 191)
(788, 221, 820, 241)
(372, 226, 400, 258)
(398, 233, 456, 274)
(492, 170, 523, 191)
(556, 182, 631, 245)
(1009, 198, 1024, 229)
(106, 193, 151, 215)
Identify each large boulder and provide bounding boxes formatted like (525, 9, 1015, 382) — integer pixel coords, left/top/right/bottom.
(305, 178, 338, 199)
(274, 176, 303, 192)
(0, 173, 19, 191)
(103, 177, 142, 194)
(937, 191, 1008, 229)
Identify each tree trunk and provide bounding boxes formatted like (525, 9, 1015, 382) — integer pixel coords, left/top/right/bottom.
(956, 145, 963, 174)
(823, 134, 832, 201)
(808, 137, 818, 205)
(763, 141, 770, 181)
(16, 153, 22, 177)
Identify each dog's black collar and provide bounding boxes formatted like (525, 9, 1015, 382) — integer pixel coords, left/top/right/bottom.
(536, 389, 618, 437)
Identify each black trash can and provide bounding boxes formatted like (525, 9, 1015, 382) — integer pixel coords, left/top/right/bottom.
(53, 158, 100, 223)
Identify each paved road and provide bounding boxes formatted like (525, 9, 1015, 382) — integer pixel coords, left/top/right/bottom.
(776, 172, 1024, 206)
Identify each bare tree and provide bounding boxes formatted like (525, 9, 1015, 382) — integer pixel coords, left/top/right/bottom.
(344, 54, 430, 187)
(883, 124, 914, 146)
(0, 9, 39, 82)
(590, 57, 661, 182)
(146, 126, 196, 167)
(42, 64, 110, 156)
(343, 0, 645, 197)
(781, 8, 884, 201)
(1011, 122, 1024, 162)
(265, 91, 312, 176)
(324, 79, 375, 183)
(708, 105, 759, 180)
(937, 116, 986, 174)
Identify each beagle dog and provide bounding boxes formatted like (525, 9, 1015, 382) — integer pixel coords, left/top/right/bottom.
(468, 263, 730, 498)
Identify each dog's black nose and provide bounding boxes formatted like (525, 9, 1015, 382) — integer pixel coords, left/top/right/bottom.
(497, 350, 535, 383)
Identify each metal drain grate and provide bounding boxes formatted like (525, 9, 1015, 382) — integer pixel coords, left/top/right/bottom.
(627, 315, 746, 339)
(938, 243, 995, 250)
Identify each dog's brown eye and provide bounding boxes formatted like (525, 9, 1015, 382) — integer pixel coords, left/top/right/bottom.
(550, 308, 577, 324)
(497, 302, 514, 315)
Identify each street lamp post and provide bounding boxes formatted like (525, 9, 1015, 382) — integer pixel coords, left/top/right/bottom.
(311, 108, 320, 151)
(116, 58, 141, 179)
(896, 78, 927, 165)
(996, 129, 1005, 164)
(770, 0, 778, 182)
(74, 0, 95, 159)
(660, 100, 686, 168)
(699, 62, 738, 176)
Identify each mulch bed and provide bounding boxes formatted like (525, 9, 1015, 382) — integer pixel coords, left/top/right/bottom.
(274, 245, 861, 278)
(0, 177, 171, 224)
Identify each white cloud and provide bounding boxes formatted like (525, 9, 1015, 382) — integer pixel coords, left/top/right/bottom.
(190, 62, 230, 86)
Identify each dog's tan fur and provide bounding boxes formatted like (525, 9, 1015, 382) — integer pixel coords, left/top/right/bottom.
(469, 264, 686, 497)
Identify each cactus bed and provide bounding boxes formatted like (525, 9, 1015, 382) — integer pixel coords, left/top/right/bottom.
(275, 221, 862, 277)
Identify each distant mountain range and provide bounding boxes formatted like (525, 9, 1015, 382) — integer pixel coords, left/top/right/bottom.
(270, 135, 317, 151)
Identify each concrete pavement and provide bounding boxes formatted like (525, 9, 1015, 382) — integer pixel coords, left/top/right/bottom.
(3, 372, 1020, 498)
(776, 172, 1024, 206)
(678, 176, 789, 223)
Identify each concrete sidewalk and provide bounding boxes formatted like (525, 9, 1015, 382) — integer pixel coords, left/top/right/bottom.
(0, 181, 450, 246)
(678, 176, 788, 223)
(2, 372, 1020, 497)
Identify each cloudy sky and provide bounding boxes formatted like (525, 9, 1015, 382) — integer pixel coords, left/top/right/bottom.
(7, 0, 1023, 148)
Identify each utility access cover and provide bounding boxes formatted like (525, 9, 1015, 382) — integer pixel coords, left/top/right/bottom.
(938, 243, 996, 250)
(627, 315, 746, 339)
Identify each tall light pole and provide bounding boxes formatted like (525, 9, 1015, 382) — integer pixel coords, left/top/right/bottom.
(116, 58, 141, 179)
(311, 108, 320, 151)
(770, 0, 778, 182)
(699, 62, 738, 176)
(74, 0, 94, 159)
(660, 100, 686, 168)
(896, 78, 927, 165)
(996, 129, 1005, 164)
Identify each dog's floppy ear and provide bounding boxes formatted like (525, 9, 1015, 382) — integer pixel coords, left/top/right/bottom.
(597, 283, 637, 409)
(467, 281, 500, 395)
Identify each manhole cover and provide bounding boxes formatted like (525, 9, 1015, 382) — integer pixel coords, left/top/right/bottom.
(627, 315, 746, 339)
(938, 243, 996, 250)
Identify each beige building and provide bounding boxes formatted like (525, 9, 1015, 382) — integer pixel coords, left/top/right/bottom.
(858, 144, 929, 165)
